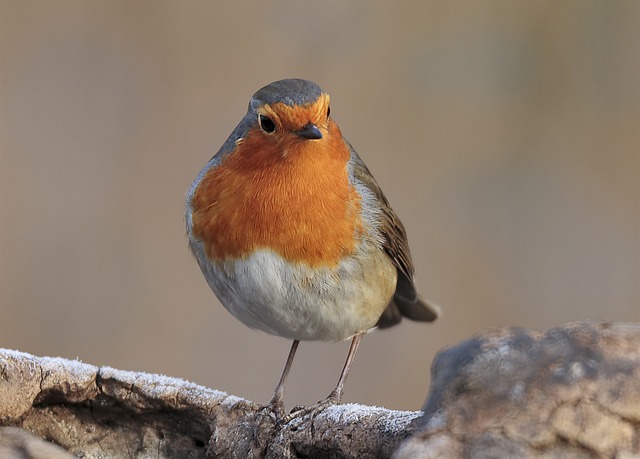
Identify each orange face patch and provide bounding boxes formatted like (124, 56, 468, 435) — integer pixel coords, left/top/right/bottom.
(258, 93, 331, 134)
(190, 108, 363, 268)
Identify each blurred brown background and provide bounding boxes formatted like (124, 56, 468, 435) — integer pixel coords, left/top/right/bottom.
(1, 1, 638, 412)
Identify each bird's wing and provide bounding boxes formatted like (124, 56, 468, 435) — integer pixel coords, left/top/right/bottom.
(348, 146, 439, 325)
(347, 147, 418, 300)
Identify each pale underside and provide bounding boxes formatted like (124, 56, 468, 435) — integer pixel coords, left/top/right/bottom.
(189, 243, 397, 342)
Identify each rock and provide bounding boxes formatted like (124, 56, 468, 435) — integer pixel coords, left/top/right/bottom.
(394, 321, 640, 458)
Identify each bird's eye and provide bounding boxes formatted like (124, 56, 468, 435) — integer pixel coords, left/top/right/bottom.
(327, 106, 331, 118)
(258, 115, 276, 133)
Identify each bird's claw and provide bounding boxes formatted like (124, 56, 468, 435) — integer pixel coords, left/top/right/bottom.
(281, 389, 342, 424)
(264, 396, 286, 422)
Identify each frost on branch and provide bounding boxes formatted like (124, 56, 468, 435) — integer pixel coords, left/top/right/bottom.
(0, 321, 638, 458)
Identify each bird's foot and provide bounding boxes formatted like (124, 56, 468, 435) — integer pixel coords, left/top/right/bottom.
(261, 395, 286, 422)
(282, 389, 342, 424)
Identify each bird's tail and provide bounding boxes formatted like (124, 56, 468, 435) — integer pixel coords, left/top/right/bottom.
(376, 296, 441, 329)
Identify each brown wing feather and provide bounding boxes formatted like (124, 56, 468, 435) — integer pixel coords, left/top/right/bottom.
(348, 146, 439, 326)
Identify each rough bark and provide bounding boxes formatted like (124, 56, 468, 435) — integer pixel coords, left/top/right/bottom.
(1, 321, 638, 458)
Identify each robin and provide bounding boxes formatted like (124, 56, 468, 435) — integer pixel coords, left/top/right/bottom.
(186, 78, 438, 418)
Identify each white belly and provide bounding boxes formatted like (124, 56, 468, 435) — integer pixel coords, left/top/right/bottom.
(190, 244, 397, 342)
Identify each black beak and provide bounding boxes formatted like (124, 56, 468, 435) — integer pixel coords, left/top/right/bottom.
(295, 123, 323, 140)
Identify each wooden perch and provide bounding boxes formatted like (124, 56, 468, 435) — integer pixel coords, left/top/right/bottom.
(1, 321, 638, 458)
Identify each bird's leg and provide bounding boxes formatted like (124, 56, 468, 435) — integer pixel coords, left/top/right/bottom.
(253, 341, 300, 448)
(267, 340, 299, 420)
(323, 333, 363, 405)
(284, 334, 363, 423)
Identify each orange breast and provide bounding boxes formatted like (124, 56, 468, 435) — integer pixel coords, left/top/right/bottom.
(190, 121, 363, 267)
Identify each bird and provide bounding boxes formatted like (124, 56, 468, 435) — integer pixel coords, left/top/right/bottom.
(185, 78, 438, 419)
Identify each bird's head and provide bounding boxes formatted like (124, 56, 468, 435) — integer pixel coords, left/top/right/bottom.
(239, 79, 340, 159)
